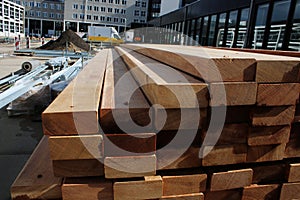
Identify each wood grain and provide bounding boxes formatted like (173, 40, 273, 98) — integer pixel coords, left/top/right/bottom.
(162, 174, 207, 196)
(280, 182, 300, 200)
(116, 46, 209, 108)
(160, 193, 204, 200)
(114, 176, 163, 200)
(202, 123, 248, 146)
(11, 136, 62, 200)
(52, 159, 104, 177)
(100, 49, 152, 133)
(242, 184, 280, 200)
(247, 144, 286, 163)
(210, 169, 253, 191)
(248, 125, 290, 146)
(62, 177, 113, 200)
(49, 135, 103, 160)
(43, 50, 109, 135)
(104, 133, 156, 157)
(256, 83, 300, 106)
(121, 44, 258, 82)
(210, 82, 257, 106)
(251, 106, 295, 126)
(285, 123, 300, 158)
(287, 163, 300, 183)
(202, 145, 247, 166)
(252, 162, 286, 184)
(104, 155, 156, 179)
(205, 189, 243, 200)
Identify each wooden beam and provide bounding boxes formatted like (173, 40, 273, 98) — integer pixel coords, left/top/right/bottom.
(11, 136, 62, 200)
(104, 155, 156, 179)
(252, 162, 286, 184)
(62, 177, 113, 200)
(162, 174, 207, 196)
(210, 169, 253, 191)
(287, 163, 300, 183)
(205, 189, 243, 200)
(248, 125, 290, 146)
(251, 106, 295, 126)
(285, 123, 300, 158)
(115, 46, 208, 109)
(210, 82, 257, 106)
(202, 123, 248, 146)
(113, 176, 163, 200)
(52, 159, 104, 177)
(121, 44, 257, 82)
(42, 50, 109, 135)
(100, 50, 152, 133)
(280, 182, 300, 200)
(201, 145, 247, 166)
(256, 83, 300, 106)
(104, 133, 156, 157)
(160, 193, 204, 200)
(247, 144, 286, 163)
(48, 135, 103, 160)
(242, 184, 280, 200)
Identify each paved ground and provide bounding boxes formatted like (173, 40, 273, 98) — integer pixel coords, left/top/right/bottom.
(0, 43, 45, 199)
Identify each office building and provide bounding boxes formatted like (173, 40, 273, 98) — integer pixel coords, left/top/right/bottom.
(0, 0, 25, 38)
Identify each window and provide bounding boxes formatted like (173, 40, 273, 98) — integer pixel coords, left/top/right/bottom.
(80, 13, 84, 19)
(115, 0, 120, 4)
(134, 10, 139, 16)
(142, 2, 146, 7)
(95, 0, 99, 1)
(87, 14, 91, 20)
(43, 3, 48, 8)
(114, 17, 118, 22)
(100, 16, 105, 21)
(36, 11, 41, 17)
(141, 11, 145, 16)
(50, 13, 54, 18)
(121, 18, 125, 23)
(101, 7, 105, 12)
(29, 1, 34, 7)
(10, 22, 14, 33)
(73, 4, 78, 9)
(108, 7, 112, 12)
(140, 19, 145, 23)
(121, 9, 126, 14)
(135, 1, 140, 6)
(36, 2, 41, 7)
(29, 11, 34, 16)
(56, 4, 61, 10)
(122, 0, 126, 5)
(115, 8, 119, 13)
(56, 13, 61, 18)
(102, 0, 106, 2)
(80, 5, 85, 10)
(23, 2, 27, 6)
(107, 17, 112, 22)
(43, 12, 48, 17)
(16, 0, 21, 5)
(134, 19, 139, 23)
(73, 13, 78, 18)
(109, 0, 113, 3)
(94, 15, 98, 20)
(94, 6, 99, 11)
(50, 4, 55, 9)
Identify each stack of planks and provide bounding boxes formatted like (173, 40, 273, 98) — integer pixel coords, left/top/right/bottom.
(11, 44, 300, 200)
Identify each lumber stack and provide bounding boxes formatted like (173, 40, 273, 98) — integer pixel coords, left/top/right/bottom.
(11, 44, 300, 200)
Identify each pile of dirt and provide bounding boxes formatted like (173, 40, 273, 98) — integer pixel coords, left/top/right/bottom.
(37, 29, 90, 52)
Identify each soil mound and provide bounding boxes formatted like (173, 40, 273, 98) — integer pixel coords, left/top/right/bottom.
(37, 29, 90, 51)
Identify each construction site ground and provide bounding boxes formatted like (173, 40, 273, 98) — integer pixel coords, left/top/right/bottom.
(0, 42, 44, 200)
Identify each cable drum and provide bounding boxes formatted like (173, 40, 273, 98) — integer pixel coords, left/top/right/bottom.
(21, 60, 41, 72)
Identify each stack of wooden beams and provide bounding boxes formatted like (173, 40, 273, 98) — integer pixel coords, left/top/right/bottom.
(11, 44, 300, 200)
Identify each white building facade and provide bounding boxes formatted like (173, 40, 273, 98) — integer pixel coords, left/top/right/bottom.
(0, 0, 25, 38)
